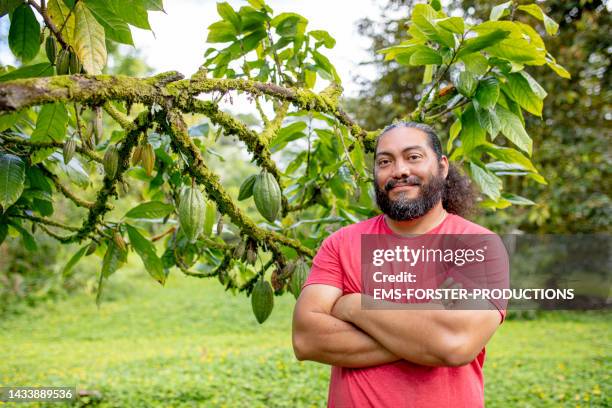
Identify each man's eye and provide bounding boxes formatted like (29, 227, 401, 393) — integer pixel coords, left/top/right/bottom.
(378, 159, 390, 166)
(408, 155, 420, 160)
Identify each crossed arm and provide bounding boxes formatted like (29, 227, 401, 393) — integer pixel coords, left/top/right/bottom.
(292, 284, 501, 368)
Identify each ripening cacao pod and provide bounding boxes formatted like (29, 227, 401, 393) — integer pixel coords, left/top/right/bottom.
(55, 48, 70, 75)
(45, 36, 57, 64)
(131, 144, 143, 166)
(253, 170, 282, 222)
(113, 231, 127, 252)
(271, 268, 283, 292)
(178, 186, 206, 243)
(233, 240, 246, 259)
(69, 49, 82, 74)
(103, 145, 119, 179)
(289, 260, 310, 299)
(93, 107, 103, 144)
(141, 142, 155, 176)
(63, 138, 76, 164)
(251, 279, 274, 324)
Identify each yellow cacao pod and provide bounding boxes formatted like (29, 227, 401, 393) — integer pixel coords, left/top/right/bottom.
(141, 142, 155, 176)
(103, 145, 119, 179)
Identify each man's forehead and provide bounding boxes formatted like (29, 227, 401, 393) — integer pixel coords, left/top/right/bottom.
(376, 127, 430, 154)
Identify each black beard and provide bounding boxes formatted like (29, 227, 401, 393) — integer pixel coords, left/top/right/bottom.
(374, 172, 446, 221)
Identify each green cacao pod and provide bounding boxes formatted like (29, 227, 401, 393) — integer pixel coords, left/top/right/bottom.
(103, 145, 119, 179)
(86, 241, 98, 255)
(45, 36, 57, 64)
(55, 48, 70, 75)
(141, 142, 155, 176)
(289, 260, 310, 299)
(93, 107, 103, 143)
(251, 279, 274, 324)
(253, 170, 281, 222)
(131, 144, 143, 166)
(178, 186, 206, 243)
(63, 138, 76, 164)
(69, 49, 82, 74)
(238, 174, 257, 201)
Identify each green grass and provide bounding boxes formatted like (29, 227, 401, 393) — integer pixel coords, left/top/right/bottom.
(0, 267, 610, 407)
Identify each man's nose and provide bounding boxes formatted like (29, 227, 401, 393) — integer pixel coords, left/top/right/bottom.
(391, 159, 411, 179)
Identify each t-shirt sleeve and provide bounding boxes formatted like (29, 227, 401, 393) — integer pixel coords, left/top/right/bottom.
(303, 231, 344, 291)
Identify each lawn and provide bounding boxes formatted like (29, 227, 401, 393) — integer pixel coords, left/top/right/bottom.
(0, 265, 609, 407)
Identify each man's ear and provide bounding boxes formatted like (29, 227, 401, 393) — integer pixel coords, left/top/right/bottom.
(440, 155, 449, 179)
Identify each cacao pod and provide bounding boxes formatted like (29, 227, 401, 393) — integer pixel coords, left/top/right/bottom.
(55, 48, 70, 75)
(45, 36, 57, 64)
(113, 231, 127, 253)
(141, 142, 155, 176)
(238, 174, 257, 201)
(289, 260, 310, 299)
(86, 241, 98, 255)
(271, 268, 283, 291)
(93, 107, 103, 143)
(251, 279, 274, 324)
(233, 240, 246, 259)
(63, 138, 76, 164)
(178, 186, 206, 243)
(69, 49, 82, 74)
(131, 144, 143, 166)
(103, 145, 119, 179)
(246, 244, 257, 265)
(253, 170, 282, 222)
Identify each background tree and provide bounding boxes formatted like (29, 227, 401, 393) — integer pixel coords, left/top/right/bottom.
(0, 0, 570, 322)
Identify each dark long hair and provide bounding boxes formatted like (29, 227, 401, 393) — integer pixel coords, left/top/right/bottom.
(374, 121, 476, 217)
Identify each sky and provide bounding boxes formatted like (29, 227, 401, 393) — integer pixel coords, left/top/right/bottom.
(130, 0, 381, 96)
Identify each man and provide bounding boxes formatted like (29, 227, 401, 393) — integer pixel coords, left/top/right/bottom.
(291, 122, 508, 407)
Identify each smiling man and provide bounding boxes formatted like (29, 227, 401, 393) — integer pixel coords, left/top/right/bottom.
(292, 121, 508, 407)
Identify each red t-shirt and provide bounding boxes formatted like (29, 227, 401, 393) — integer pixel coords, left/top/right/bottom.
(303, 213, 507, 408)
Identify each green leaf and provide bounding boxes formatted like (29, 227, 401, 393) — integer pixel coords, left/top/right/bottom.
(460, 104, 486, 154)
(456, 71, 477, 97)
(447, 118, 461, 152)
(0, 153, 25, 212)
(436, 17, 464, 34)
(0, 0, 22, 17)
(74, 2, 107, 74)
(203, 200, 216, 236)
(495, 105, 532, 155)
(474, 77, 500, 109)
(470, 162, 502, 201)
(519, 70, 547, 99)
(412, 4, 455, 48)
(409, 47, 442, 65)
(62, 244, 89, 277)
(457, 29, 509, 59)
(517, 4, 558, 35)
(85, 0, 134, 45)
(238, 174, 257, 201)
(475, 106, 501, 138)
(31, 102, 69, 142)
(48, 0, 75, 44)
(479, 143, 537, 172)
(8, 220, 37, 251)
(217, 2, 241, 32)
(101, 239, 126, 278)
(505, 72, 543, 116)
(207, 20, 237, 43)
(463, 53, 488, 75)
(143, 0, 164, 12)
(309, 30, 336, 48)
(422, 64, 434, 84)
(239, 6, 267, 32)
(0, 63, 54, 82)
(0, 112, 20, 131)
(109, 0, 150, 30)
(124, 201, 174, 219)
(247, 0, 265, 9)
(126, 224, 165, 285)
(502, 193, 535, 205)
(472, 21, 545, 65)
(8, 4, 40, 62)
(546, 56, 571, 79)
(490, 1, 512, 21)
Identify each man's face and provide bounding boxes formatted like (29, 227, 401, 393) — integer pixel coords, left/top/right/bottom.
(373, 127, 448, 221)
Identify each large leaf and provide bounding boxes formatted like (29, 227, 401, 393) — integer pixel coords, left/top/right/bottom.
(470, 162, 502, 201)
(505, 73, 543, 117)
(270, 121, 307, 151)
(457, 29, 509, 59)
(85, 0, 134, 45)
(30, 102, 69, 163)
(48, 0, 75, 44)
(495, 105, 532, 155)
(74, 2, 107, 74)
(126, 224, 166, 285)
(217, 2, 241, 32)
(459, 105, 486, 154)
(472, 21, 545, 65)
(8, 220, 37, 251)
(8, 4, 40, 62)
(207, 20, 237, 43)
(409, 47, 442, 66)
(411, 4, 454, 48)
(124, 201, 174, 219)
(475, 106, 501, 139)
(0, 0, 22, 17)
(474, 77, 500, 109)
(109, 0, 150, 30)
(0, 63, 54, 82)
(479, 143, 538, 173)
(436, 17, 464, 34)
(0, 153, 25, 212)
(456, 71, 477, 97)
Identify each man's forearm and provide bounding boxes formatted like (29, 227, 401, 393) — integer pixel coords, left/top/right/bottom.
(292, 310, 400, 368)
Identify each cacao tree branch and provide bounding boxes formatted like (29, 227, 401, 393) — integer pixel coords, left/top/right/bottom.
(259, 101, 289, 145)
(0, 134, 103, 163)
(38, 165, 95, 209)
(13, 213, 80, 231)
(160, 108, 315, 258)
